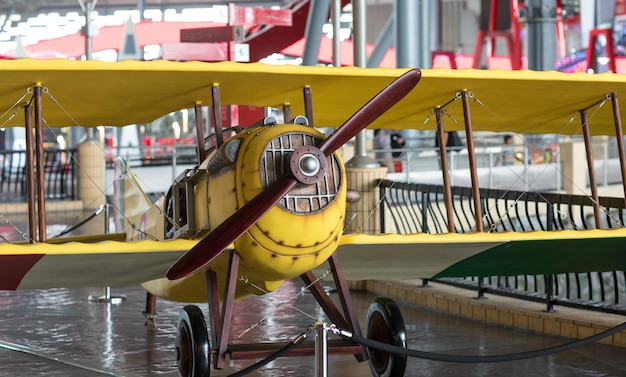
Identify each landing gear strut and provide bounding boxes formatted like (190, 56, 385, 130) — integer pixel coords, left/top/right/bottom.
(366, 297, 407, 377)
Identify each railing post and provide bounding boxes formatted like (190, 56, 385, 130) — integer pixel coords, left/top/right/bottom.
(421, 191, 429, 233)
(544, 274, 555, 312)
(546, 202, 554, 231)
(476, 277, 487, 299)
(379, 184, 386, 233)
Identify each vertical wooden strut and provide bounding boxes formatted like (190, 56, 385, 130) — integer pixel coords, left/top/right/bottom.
(282, 102, 292, 123)
(206, 269, 220, 353)
(303, 86, 314, 128)
(460, 92, 484, 232)
(215, 250, 240, 370)
(33, 86, 47, 242)
(610, 93, 626, 209)
(194, 102, 206, 163)
(23, 104, 37, 242)
(580, 109, 602, 228)
(211, 84, 224, 149)
(435, 108, 455, 233)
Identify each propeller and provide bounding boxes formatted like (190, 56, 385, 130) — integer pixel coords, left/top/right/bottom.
(167, 68, 422, 280)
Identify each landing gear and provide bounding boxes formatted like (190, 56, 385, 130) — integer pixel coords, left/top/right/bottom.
(176, 305, 210, 377)
(366, 297, 407, 377)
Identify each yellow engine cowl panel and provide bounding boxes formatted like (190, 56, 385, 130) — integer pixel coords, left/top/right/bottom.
(233, 123, 346, 281)
(205, 169, 238, 234)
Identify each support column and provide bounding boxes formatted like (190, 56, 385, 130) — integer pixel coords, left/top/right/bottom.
(526, 0, 557, 71)
(347, 0, 378, 169)
(560, 141, 586, 195)
(77, 136, 105, 209)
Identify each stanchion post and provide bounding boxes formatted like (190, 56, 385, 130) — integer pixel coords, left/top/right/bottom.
(314, 322, 329, 377)
(89, 203, 126, 304)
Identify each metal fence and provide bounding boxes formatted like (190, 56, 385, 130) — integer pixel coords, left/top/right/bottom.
(0, 148, 76, 202)
(378, 179, 626, 314)
(0, 145, 199, 204)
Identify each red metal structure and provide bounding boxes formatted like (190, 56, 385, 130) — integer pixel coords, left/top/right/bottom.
(472, 0, 523, 70)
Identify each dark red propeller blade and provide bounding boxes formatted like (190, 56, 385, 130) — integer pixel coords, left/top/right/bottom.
(319, 68, 422, 156)
(166, 69, 421, 280)
(166, 175, 297, 280)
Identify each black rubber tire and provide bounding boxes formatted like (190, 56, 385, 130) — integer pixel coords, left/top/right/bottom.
(176, 305, 210, 377)
(365, 297, 407, 377)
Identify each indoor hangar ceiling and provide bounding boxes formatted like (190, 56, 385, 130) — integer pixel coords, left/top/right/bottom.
(0, 0, 287, 18)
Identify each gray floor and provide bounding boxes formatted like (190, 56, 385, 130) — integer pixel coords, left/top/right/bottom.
(0, 281, 625, 377)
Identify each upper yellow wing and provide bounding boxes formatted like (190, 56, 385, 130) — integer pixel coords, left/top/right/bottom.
(2, 59, 625, 136)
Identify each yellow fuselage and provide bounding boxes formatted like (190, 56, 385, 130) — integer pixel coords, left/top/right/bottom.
(142, 123, 346, 302)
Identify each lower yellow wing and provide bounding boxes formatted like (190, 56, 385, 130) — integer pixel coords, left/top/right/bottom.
(332, 229, 626, 280)
(0, 239, 197, 290)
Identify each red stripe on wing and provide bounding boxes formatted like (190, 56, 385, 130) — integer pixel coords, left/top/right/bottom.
(0, 254, 45, 289)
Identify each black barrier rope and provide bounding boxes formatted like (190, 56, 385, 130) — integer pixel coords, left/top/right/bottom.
(227, 330, 309, 377)
(331, 321, 626, 363)
(52, 204, 105, 238)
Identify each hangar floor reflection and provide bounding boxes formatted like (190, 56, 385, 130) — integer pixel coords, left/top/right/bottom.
(0, 280, 625, 376)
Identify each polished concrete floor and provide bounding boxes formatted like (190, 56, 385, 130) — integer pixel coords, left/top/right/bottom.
(0, 280, 626, 377)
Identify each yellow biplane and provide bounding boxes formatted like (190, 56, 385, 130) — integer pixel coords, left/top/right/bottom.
(1, 59, 626, 377)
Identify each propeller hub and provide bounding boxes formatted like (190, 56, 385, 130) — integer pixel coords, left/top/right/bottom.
(299, 154, 320, 177)
(289, 145, 327, 184)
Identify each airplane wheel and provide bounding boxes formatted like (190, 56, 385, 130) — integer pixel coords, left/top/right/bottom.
(365, 297, 407, 377)
(176, 305, 210, 377)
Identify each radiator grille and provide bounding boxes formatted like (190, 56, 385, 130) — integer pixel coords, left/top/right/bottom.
(259, 132, 342, 213)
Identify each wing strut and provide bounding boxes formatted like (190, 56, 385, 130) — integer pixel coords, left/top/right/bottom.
(24, 103, 37, 242)
(610, 93, 626, 209)
(23, 86, 47, 242)
(211, 84, 224, 149)
(435, 108, 455, 233)
(460, 91, 483, 232)
(194, 103, 206, 163)
(580, 109, 602, 228)
(433, 91, 484, 233)
(34, 86, 47, 242)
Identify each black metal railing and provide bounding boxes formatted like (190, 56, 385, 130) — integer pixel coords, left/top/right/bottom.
(0, 148, 76, 202)
(378, 179, 626, 314)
